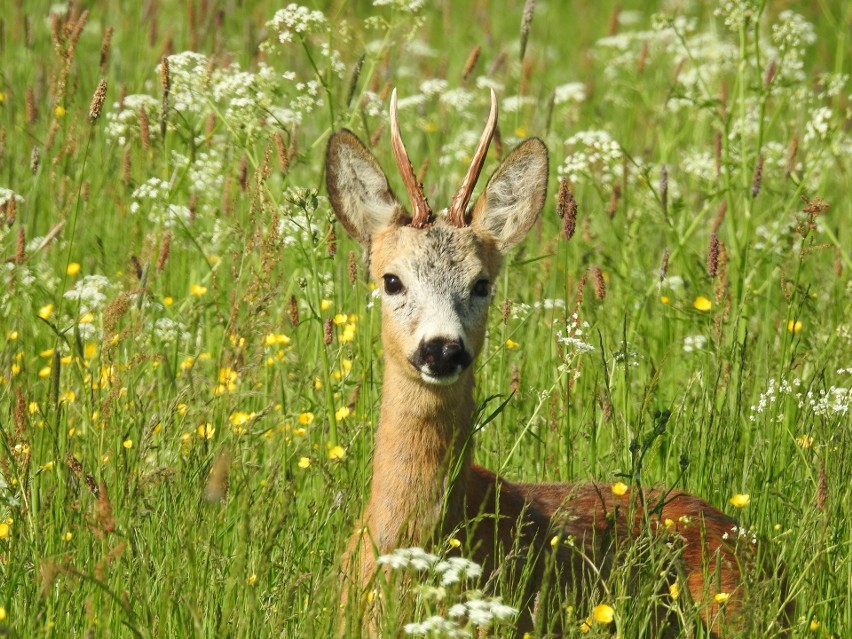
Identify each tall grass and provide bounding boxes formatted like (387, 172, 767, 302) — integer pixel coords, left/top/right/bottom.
(0, 0, 849, 637)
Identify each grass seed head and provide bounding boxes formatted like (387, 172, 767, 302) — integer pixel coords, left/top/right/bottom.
(462, 45, 481, 82)
(751, 154, 764, 198)
(323, 318, 333, 346)
(100, 25, 114, 73)
(26, 86, 37, 125)
(157, 231, 172, 272)
(607, 183, 621, 219)
(557, 178, 577, 241)
(30, 146, 40, 174)
(139, 107, 150, 149)
(711, 201, 727, 234)
(15, 227, 25, 264)
(519, 0, 536, 62)
(592, 265, 606, 301)
(89, 79, 108, 121)
(659, 164, 668, 220)
(785, 135, 799, 177)
(707, 233, 719, 278)
(347, 250, 358, 285)
(289, 295, 299, 327)
(659, 248, 670, 283)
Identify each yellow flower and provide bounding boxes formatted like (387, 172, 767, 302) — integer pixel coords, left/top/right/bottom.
(0, 523, 9, 539)
(579, 617, 592, 633)
(177, 403, 188, 416)
(297, 456, 311, 469)
(333, 313, 348, 326)
(611, 481, 629, 496)
(340, 323, 356, 343)
(190, 284, 207, 297)
(550, 535, 560, 548)
(787, 320, 803, 333)
(505, 339, 519, 349)
(229, 411, 255, 426)
(247, 573, 258, 586)
(515, 126, 528, 138)
(0, 91, 5, 103)
(293, 427, 306, 437)
(335, 406, 351, 421)
(664, 518, 674, 528)
(54, 105, 66, 117)
(592, 604, 614, 624)
(38, 366, 51, 378)
(6, 331, 17, 340)
(197, 423, 215, 440)
(729, 493, 750, 508)
(40, 348, 55, 357)
(328, 445, 346, 461)
(79, 312, 95, 324)
(123, 439, 133, 449)
(38, 304, 54, 319)
(163, 296, 174, 306)
(63, 531, 73, 542)
(809, 619, 820, 631)
(66, 262, 80, 275)
(660, 295, 670, 304)
(320, 299, 333, 311)
(0, 606, 5, 621)
(448, 537, 461, 549)
(693, 296, 712, 311)
(265, 333, 291, 346)
(84, 343, 97, 359)
(298, 412, 314, 425)
(714, 592, 730, 604)
(669, 583, 680, 600)
(795, 434, 814, 449)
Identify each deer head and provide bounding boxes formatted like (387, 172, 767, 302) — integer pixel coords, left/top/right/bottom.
(326, 91, 548, 386)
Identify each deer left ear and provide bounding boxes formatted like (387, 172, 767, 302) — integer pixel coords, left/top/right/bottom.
(470, 138, 548, 254)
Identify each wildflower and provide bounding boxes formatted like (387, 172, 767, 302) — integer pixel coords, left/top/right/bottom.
(787, 320, 803, 333)
(448, 537, 461, 549)
(265, 333, 291, 346)
(593, 604, 615, 624)
(298, 456, 311, 469)
(197, 423, 215, 439)
(191, 284, 207, 297)
(660, 295, 669, 304)
(580, 617, 593, 633)
(505, 339, 519, 349)
(683, 335, 707, 352)
(335, 406, 351, 420)
(611, 482, 628, 496)
(66, 262, 81, 275)
(163, 296, 173, 306)
(0, 606, 5, 621)
(328, 445, 346, 461)
(795, 434, 814, 448)
(669, 583, 680, 600)
(38, 367, 51, 378)
(339, 322, 356, 343)
(123, 439, 133, 449)
(320, 299, 332, 311)
(298, 412, 314, 425)
(729, 493, 750, 508)
(63, 531, 73, 542)
(0, 523, 9, 539)
(38, 304, 54, 319)
(693, 296, 712, 311)
(247, 573, 258, 586)
(7, 331, 17, 340)
(333, 313, 348, 326)
(55, 105, 66, 117)
(714, 592, 730, 604)
(809, 619, 820, 631)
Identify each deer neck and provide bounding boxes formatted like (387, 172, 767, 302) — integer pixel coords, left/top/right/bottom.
(366, 357, 476, 550)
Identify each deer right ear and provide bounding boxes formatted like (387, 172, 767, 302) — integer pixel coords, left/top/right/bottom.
(325, 130, 403, 245)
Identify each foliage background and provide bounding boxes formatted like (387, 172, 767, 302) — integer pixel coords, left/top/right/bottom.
(0, 0, 849, 636)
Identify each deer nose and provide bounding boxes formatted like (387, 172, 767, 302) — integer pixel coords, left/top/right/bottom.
(415, 338, 471, 376)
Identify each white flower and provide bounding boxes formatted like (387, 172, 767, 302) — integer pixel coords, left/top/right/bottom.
(267, 4, 327, 43)
(0, 187, 24, 209)
(64, 275, 113, 314)
(683, 334, 707, 353)
(553, 82, 587, 105)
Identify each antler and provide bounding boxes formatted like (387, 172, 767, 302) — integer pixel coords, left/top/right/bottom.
(390, 89, 432, 228)
(447, 88, 498, 228)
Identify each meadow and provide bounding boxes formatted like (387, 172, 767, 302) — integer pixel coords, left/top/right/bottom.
(0, 0, 849, 636)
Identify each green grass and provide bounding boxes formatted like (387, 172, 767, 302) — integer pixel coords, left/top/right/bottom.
(0, 0, 849, 636)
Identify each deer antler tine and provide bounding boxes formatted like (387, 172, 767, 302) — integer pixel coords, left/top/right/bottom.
(447, 88, 498, 228)
(390, 89, 432, 228)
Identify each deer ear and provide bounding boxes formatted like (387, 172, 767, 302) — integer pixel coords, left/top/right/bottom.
(326, 129, 404, 245)
(470, 138, 548, 253)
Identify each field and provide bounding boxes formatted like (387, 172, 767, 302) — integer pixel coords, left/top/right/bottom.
(0, 0, 849, 636)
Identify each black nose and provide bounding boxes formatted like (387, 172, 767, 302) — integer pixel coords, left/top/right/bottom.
(414, 338, 471, 376)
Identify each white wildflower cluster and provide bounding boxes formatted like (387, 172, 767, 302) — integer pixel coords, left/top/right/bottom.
(151, 317, 191, 343)
(278, 187, 325, 247)
(817, 72, 849, 98)
(171, 150, 224, 199)
(104, 94, 160, 147)
(373, 0, 425, 12)
(558, 130, 623, 186)
(267, 4, 327, 44)
(501, 95, 535, 114)
(680, 149, 717, 182)
(439, 88, 476, 113)
(803, 107, 832, 145)
(376, 548, 516, 639)
(64, 275, 113, 314)
(130, 177, 170, 217)
(771, 11, 816, 55)
(439, 130, 481, 167)
(159, 52, 210, 115)
(0, 187, 24, 209)
(420, 78, 448, 97)
(535, 298, 566, 311)
(614, 341, 642, 367)
(359, 91, 384, 117)
(553, 82, 587, 105)
(557, 313, 594, 355)
(749, 378, 851, 421)
(475, 77, 504, 93)
(722, 524, 758, 545)
(683, 334, 707, 353)
(714, 0, 761, 31)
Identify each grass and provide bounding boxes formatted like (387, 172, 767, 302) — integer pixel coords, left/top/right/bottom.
(0, 0, 849, 636)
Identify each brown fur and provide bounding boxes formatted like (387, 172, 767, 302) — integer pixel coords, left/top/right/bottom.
(326, 128, 779, 637)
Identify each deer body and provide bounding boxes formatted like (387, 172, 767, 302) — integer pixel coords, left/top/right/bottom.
(327, 92, 761, 635)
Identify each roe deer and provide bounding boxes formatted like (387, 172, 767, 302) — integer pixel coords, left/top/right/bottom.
(326, 90, 780, 636)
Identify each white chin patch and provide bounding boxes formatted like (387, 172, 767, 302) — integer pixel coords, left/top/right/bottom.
(420, 370, 460, 386)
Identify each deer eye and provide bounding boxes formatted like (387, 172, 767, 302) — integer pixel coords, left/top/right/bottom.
(383, 274, 405, 295)
(472, 279, 490, 298)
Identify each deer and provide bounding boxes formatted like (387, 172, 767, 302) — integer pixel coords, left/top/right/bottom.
(326, 90, 781, 637)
